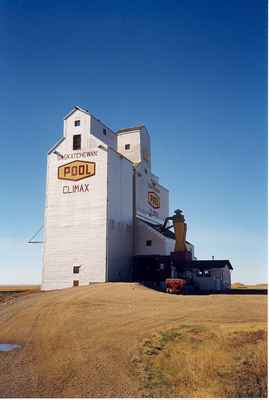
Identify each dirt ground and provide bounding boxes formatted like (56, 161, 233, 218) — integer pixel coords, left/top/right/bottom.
(0, 283, 266, 397)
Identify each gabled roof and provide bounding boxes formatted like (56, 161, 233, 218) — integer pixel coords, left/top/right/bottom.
(64, 105, 115, 134)
(117, 124, 145, 134)
(187, 260, 233, 270)
(64, 105, 89, 120)
(48, 137, 65, 155)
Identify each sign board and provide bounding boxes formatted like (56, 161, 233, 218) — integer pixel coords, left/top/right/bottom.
(58, 160, 96, 181)
(148, 191, 160, 209)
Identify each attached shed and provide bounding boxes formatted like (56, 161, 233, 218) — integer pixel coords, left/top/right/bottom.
(133, 257, 233, 292)
(176, 260, 233, 291)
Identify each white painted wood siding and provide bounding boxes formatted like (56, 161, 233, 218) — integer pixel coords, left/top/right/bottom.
(107, 150, 134, 281)
(42, 110, 109, 290)
(135, 219, 173, 256)
(135, 164, 169, 224)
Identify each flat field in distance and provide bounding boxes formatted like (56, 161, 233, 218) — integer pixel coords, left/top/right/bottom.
(232, 282, 267, 290)
(0, 286, 40, 305)
(0, 283, 266, 397)
(0, 285, 40, 292)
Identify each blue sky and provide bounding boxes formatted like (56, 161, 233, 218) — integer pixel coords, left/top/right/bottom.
(0, 0, 267, 284)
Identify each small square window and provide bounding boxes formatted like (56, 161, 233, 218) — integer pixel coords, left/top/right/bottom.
(204, 270, 211, 277)
(73, 280, 79, 287)
(125, 144, 130, 150)
(74, 120, 80, 127)
(73, 266, 80, 274)
(196, 270, 203, 277)
(103, 128, 107, 135)
(146, 240, 152, 247)
(73, 134, 81, 150)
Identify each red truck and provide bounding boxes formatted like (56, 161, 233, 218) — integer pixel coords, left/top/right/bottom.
(165, 278, 188, 294)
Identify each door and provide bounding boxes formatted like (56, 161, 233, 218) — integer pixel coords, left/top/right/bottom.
(215, 279, 221, 291)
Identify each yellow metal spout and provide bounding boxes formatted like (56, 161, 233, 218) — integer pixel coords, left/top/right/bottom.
(172, 209, 187, 252)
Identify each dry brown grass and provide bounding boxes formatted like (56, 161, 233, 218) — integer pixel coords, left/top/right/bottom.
(0, 283, 266, 397)
(0, 285, 40, 304)
(0, 285, 40, 292)
(135, 324, 267, 397)
(232, 282, 268, 290)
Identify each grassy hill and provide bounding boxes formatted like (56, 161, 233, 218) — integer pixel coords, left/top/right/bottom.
(0, 283, 266, 397)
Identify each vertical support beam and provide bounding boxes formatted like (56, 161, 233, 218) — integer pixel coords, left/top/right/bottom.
(105, 149, 109, 282)
(132, 167, 137, 280)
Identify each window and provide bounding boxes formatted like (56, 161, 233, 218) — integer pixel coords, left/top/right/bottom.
(73, 280, 79, 287)
(125, 144, 130, 150)
(196, 270, 203, 277)
(73, 134, 81, 150)
(73, 266, 80, 274)
(146, 240, 152, 247)
(103, 128, 107, 135)
(204, 270, 211, 277)
(145, 168, 148, 174)
(74, 120, 80, 127)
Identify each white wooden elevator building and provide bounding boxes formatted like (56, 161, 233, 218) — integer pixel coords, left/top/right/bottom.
(42, 106, 194, 290)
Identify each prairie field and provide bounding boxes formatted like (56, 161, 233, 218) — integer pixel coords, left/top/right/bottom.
(0, 285, 40, 306)
(0, 285, 40, 292)
(232, 282, 268, 290)
(0, 283, 266, 397)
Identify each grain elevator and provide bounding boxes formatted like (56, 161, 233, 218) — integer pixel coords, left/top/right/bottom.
(42, 106, 192, 290)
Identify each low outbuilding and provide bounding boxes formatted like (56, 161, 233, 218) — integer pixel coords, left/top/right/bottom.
(175, 260, 233, 291)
